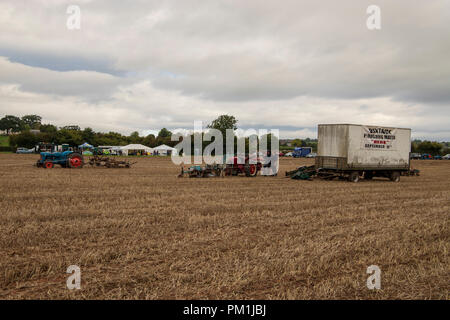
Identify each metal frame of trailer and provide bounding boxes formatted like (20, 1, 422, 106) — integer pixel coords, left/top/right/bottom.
(314, 156, 410, 182)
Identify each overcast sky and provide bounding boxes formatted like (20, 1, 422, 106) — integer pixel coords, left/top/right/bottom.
(0, 0, 449, 140)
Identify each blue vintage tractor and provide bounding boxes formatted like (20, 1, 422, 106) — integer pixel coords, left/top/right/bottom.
(36, 151, 84, 169)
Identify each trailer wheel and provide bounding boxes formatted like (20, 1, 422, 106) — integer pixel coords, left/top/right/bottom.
(348, 171, 360, 183)
(44, 161, 54, 169)
(390, 171, 401, 182)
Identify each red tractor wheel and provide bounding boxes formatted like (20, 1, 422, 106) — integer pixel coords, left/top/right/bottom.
(68, 153, 84, 168)
(44, 161, 54, 169)
(245, 164, 258, 177)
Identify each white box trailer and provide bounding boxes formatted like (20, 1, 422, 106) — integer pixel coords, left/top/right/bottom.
(315, 124, 411, 182)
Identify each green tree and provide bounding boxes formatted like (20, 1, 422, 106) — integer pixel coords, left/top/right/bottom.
(143, 134, 156, 147)
(129, 131, 143, 144)
(441, 147, 450, 156)
(38, 124, 58, 143)
(56, 128, 83, 146)
(40, 124, 57, 133)
(9, 131, 40, 148)
(61, 125, 81, 131)
(0, 115, 23, 134)
(291, 139, 303, 147)
(21, 115, 42, 129)
(81, 127, 96, 145)
(411, 140, 420, 153)
(207, 115, 238, 154)
(96, 132, 125, 146)
(207, 115, 238, 137)
(157, 128, 172, 138)
(417, 141, 443, 155)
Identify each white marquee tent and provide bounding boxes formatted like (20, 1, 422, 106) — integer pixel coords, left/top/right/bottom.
(153, 144, 177, 156)
(120, 144, 154, 156)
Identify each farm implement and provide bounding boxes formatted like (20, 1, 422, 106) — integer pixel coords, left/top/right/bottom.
(285, 165, 349, 181)
(36, 151, 135, 169)
(178, 164, 225, 178)
(88, 155, 135, 168)
(178, 156, 262, 178)
(286, 166, 369, 181)
(285, 165, 317, 180)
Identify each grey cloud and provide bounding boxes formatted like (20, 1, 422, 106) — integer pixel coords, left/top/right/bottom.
(0, 57, 126, 100)
(0, 47, 121, 75)
(0, 0, 449, 139)
(3, 0, 449, 103)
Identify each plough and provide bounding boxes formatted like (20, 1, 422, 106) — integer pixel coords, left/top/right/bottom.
(88, 155, 136, 168)
(178, 156, 263, 178)
(178, 164, 225, 178)
(285, 165, 317, 180)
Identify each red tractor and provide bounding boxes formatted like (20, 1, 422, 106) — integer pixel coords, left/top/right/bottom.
(224, 155, 263, 177)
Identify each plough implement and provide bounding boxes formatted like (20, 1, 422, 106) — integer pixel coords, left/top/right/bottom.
(178, 156, 263, 178)
(178, 164, 225, 178)
(285, 165, 317, 180)
(88, 155, 136, 168)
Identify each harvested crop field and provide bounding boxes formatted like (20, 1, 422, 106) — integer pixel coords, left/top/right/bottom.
(0, 154, 448, 299)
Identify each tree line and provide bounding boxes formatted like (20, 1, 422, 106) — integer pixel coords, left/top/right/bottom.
(411, 140, 449, 156)
(1, 114, 449, 155)
(1, 114, 262, 152)
(2, 114, 280, 153)
(1, 114, 176, 149)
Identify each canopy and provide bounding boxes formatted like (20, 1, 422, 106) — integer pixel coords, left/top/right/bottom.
(153, 144, 177, 155)
(153, 144, 176, 151)
(98, 145, 122, 150)
(120, 144, 154, 155)
(121, 144, 153, 151)
(79, 142, 94, 149)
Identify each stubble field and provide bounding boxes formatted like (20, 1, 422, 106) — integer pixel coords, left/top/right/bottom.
(0, 154, 448, 299)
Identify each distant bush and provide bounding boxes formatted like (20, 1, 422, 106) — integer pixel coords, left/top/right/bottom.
(0, 135, 9, 147)
(0, 146, 13, 152)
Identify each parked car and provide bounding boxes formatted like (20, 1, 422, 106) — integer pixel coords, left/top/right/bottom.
(306, 152, 317, 158)
(421, 154, 433, 160)
(278, 152, 285, 157)
(410, 153, 421, 160)
(16, 147, 34, 154)
(285, 152, 293, 157)
(443, 154, 450, 160)
(434, 155, 443, 160)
